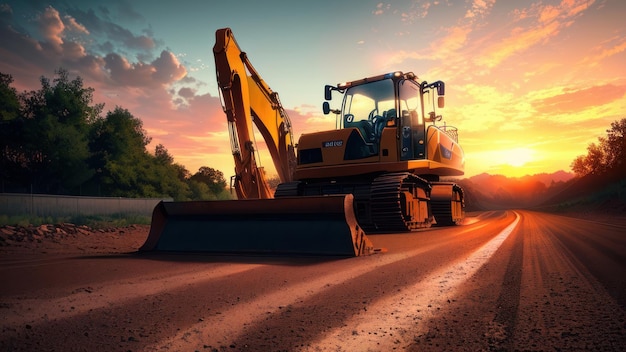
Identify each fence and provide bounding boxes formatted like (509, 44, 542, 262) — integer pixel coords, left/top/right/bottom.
(0, 193, 172, 217)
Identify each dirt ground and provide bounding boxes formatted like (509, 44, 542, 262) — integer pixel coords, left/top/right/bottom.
(1, 211, 625, 351)
(2, 209, 623, 257)
(0, 224, 149, 257)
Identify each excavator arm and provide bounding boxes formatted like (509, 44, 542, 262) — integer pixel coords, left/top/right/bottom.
(213, 27, 296, 199)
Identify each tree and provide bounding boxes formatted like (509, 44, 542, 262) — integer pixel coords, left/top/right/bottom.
(603, 119, 626, 172)
(190, 166, 227, 195)
(0, 73, 19, 121)
(0, 73, 23, 192)
(149, 144, 191, 200)
(266, 175, 282, 190)
(89, 107, 153, 196)
(90, 115, 195, 200)
(1, 68, 229, 200)
(17, 68, 103, 194)
(155, 144, 174, 165)
(187, 180, 214, 200)
(571, 154, 590, 176)
(571, 118, 626, 177)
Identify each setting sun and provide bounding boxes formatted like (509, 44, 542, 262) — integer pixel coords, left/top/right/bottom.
(464, 146, 544, 177)
(505, 147, 536, 167)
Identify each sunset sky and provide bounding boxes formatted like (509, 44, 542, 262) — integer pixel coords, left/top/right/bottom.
(1, 0, 625, 179)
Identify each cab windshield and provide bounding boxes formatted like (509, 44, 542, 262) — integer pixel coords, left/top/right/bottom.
(342, 79, 395, 127)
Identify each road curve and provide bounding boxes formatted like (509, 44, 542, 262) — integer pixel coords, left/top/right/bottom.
(1, 210, 625, 351)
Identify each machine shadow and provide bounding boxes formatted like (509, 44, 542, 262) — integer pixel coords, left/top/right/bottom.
(74, 251, 350, 267)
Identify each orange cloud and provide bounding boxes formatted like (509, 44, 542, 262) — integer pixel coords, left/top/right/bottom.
(373, 3, 390, 16)
(38, 7, 65, 50)
(63, 14, 89, 35)
(477, 21, 560, 68)
(382, 25, 471, 70)
(533, 84, 626, 114)
(477, 0, 595, 68)
(584, 35, 626, 65)
(464, 0, 496, 20)
(103, 50, 187, 87)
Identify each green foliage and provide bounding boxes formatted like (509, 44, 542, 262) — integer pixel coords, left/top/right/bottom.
(571, 118, 626, 177)
(0, 214, 61, 227)
(2, 68, 103, 194)
(90, 107, 153, 196)
(37, 69, 100, 191)
(189, 166, 228, 195)
(0, 73, 23, 191)
(266, 175, 282, 190)
(71, 214, 152, 228)
(0, 73, 19, 121)
(0, 68, 229, 201)
(89, 109, 197, 200)
(549, 179, 626, 214)
(0, 213, 151, 227)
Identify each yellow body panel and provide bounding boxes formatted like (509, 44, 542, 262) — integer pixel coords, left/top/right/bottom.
(425, 126, 465, 173)
(294, 125, 464, 180)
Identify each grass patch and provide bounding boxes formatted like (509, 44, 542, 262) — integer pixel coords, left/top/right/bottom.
(541, 179, 626, 214)
(0, 213, 151, 228)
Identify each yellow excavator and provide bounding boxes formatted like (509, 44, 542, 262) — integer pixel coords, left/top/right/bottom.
(140, 28, 465, 256)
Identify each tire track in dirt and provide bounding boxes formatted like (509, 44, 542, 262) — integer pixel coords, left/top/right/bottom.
(146, 214, 512, 351)
(1, 262, 286, 351)
(0, 262, 261, 328)
(0, 212, 514, 351)
(511, 212, 626, 350)
(304, 212, 521, 351)
(538, 213, 626, 308)
(145, 239, 458, 350)
(486, 211, 525, 351)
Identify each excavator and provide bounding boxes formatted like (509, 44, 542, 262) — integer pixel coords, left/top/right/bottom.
(140, 28, 465, 257)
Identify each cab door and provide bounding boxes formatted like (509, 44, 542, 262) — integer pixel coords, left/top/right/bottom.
(399, 80, 425, 160)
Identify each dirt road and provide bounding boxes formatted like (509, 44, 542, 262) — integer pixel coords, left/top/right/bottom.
(1, 210, 625, 351)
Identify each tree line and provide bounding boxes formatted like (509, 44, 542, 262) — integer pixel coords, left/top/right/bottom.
(571, 118, 626, 179)
(0, 69, 230, 201)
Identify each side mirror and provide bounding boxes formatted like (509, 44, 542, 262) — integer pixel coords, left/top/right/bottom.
(322, 101, 331, 115)
(324, 85, 334, 100)
(438, 96, 445, 109)
(436, 81, 445, 96)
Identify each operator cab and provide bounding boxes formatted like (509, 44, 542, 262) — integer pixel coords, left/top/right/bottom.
(323, 71, 444, 161)
(341, 78, 395, 145)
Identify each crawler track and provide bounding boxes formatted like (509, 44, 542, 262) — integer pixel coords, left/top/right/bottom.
(369, 172, 432, 232)
(431, 182, 464, 226)
(276, 172, 436, 233)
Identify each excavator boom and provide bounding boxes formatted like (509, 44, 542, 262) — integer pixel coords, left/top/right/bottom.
(214, 27, 296, 198)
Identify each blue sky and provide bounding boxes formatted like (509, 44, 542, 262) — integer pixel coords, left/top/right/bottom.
(2, 0, 625, 178)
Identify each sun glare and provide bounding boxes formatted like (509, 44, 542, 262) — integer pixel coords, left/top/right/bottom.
(468, 147, 541, 177)
(505, 147, 535, 167)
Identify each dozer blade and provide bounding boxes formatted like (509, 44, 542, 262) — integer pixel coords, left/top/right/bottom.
(140, 194, 375, 256)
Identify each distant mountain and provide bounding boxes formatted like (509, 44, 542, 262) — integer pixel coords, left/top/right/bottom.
(449, 170, 575, 211)
(466, 170, 574, 186)
(452, 169, 625, 215)
(519, 170, 574, 186)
